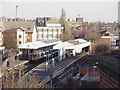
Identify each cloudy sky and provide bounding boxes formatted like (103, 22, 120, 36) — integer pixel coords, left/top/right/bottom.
(0, 0, 118, 23)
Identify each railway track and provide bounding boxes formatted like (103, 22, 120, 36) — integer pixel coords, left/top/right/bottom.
(37, 53, 90, 87)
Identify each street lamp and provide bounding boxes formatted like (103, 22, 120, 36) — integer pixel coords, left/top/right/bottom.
(46, 60, 48, 71)
(93, 65, 97, 77)
(16, 54, 19, 60)
(95, 61, 98, 65)
(27, 45, 30, 60)
(52, 58, 55, 68)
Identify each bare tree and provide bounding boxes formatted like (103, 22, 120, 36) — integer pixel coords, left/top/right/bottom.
(2, 68, 49, 88)
(71, 30, 85, 39)
(2, 68, 19, 88)
(59, 8, 74, 41)
(91, 39, 110, 55)
(94, 44, 110, 55)
(3, 30, 17, 49)
(85, 31, 101, 42)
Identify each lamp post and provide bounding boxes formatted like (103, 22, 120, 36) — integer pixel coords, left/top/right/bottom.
(52, 58, 55, 68)
(27, 45, 30, 60)
(16, 54, 19, 60)
(93, 65, 97, 77)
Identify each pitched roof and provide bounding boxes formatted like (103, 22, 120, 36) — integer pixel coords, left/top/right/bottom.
(2, 20, 35, 32)
(18, 39, 62, 49)
(98, 30, 107, 35)
(53, 38, 91, 53)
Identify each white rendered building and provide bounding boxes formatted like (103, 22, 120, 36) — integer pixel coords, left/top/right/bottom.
(37, 23, 63, 40)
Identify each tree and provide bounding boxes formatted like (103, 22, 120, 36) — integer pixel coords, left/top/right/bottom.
(59, 8, 74, 41)
(91, 38, 110, 55)
(2, 68, 49, 88)
(71, 30, 85, 39)
(85, 31, 101, 42)
(94, 44, 110, 55)
(3, 30, 17, 49)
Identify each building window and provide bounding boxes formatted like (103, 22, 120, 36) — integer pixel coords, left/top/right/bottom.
(104, 33, 109, 36)
(28, 33, 30, 36)
(42, 28, 44, 32)
(28, 27, 30, 30)
(19, 41, 22, 44)
(19, 35, 21, 38)
(39, 29, 42, 32)
(27, 39, 31, 42)
(57, 29, 59, 32)
(44, 29, 47, 32)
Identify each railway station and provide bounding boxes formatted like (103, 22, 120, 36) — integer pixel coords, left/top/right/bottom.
(18, 38, 91, 63)
(19, 38, 91, 87)
(18, 39, 62, 63)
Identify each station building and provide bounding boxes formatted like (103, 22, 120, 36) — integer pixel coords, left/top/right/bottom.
(53, 38, 91, 61)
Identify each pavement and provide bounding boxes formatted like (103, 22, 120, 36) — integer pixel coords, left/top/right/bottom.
(2, 50, 28, 68)
(2, 58, 28, 68)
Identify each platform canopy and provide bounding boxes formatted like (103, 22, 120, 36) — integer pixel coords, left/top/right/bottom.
(18, 39, 62, 49)
(75, 38, 87, 43)
(53, 38, 91, 53)
(53, 42, 74, 49)
(65, 42, 91, 53)
(0, 47, 5, 51)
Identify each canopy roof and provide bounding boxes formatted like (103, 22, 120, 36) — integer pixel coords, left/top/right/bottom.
(18, 39, 62, 49)
(0, 47, 5, 51)
(53, 38, 91, 53)
(53, 42, 74, 49)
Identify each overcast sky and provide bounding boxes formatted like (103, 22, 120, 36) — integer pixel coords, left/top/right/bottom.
(0, 1, 118, 23)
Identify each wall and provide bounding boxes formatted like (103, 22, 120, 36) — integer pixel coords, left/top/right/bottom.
(32, 25, 37, 42)
(37, 27, 62, 40)
(17, 28, 25, 45)
(47, 21, 82, 30)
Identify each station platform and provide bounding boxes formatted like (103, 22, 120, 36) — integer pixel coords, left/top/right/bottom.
(29, 53, 87, 79)
(2, 56, 28, 69)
